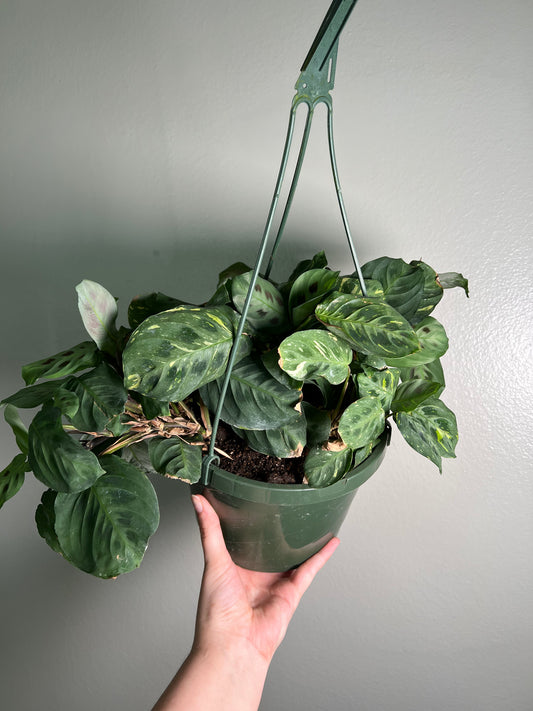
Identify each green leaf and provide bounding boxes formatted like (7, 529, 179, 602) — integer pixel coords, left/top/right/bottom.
(123, 305, 248, 402)
(356, 366, 400, 411)
(21, 341, 101, 386)
(338, 397, 385, 449)
(438, 271, 469, 297)
(288, 268, 339, 326)
(335, 276, 384, 299)
(128, 292, 188, 329)
(148, 436, 202, 484)
(200, 356, 301, 431)
(399, 358, 445, 395)
(391, 379, 443, 412)
(217, 261, 252, 286)
(0, 453, 27, 509)
(394, 398, 458, 472)
(304, 444, 353, 488)
(62, 363, 128, 433)
(316, 294, 419, 358)
(53, 387, 80, 418)
(54, 455, 160, 578)
(232, 415, 306, 458)
(351, 441, 375, 469)
(122, 441, 157, 475)
(301, 402, 331, 447)
(35, 489, 62, 553)
(2, 378, 71, 409)
(361, 256, 425, 322)
(28, 405, 105, 492)
(286, 251, 328, 283)
(231, 272, 286, 331)
(358, 354, 388, 370)
(307, 377, 344, 410)
(278, 330, 353, 385)
(261, 350, 303, 391)
(76, 280, 119, 354)
(205, 281, 232, 307)
(133, 393, 170, 419)
(3, 404, 29, 453)
(385, 316, 448, 367)
(408, 260, 443, 324)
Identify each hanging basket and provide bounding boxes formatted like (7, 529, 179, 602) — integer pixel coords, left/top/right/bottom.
(196, 0, 388, 571)
(195, 425, 389, 571)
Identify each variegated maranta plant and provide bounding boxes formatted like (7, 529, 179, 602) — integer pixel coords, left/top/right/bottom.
(1, 253, 468, 577)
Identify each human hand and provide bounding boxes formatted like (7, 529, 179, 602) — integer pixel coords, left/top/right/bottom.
(191, 493, 340, 665)
(152, 494, 339, 711)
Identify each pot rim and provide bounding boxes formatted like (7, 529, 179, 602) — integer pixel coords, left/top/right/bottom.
(201, 425, 390, 505)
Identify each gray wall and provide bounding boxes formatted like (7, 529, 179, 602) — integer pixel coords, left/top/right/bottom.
(1, 1, 532, 709)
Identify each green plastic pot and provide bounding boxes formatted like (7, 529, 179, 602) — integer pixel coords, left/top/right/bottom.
(194, 427, 390, 572)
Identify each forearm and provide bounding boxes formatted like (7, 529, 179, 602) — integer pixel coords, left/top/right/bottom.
(152, 642, 270, 711)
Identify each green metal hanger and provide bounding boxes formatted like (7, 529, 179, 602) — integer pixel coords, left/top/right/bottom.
(201, 0, 366, 484)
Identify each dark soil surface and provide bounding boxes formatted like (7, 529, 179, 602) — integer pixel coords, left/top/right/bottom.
(215, 424, 305, 485)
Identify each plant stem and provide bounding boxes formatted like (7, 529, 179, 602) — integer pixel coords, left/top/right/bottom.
(331, 375, 350, 425)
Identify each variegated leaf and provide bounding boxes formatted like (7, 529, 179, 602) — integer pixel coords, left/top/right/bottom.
(261, 350, 303, 390)
(356, 366, 400, 411)
(278, 329, 352, 385)
(408, 260, 443, 324)
(53, 387, 80, 419)
(399, 358, 445, 396)
(316, 294, 419, 358)
(385, 316, 448, 367)
(231, 272, 286, 331)
(21, 341, 101, 385)
(2, 378, 71, 409)
(200, 356, 301, 431)
(148, 436, 202, 484)
(61, 363, 128, 433)
(304, 444, 353, 488)
(288, 268, 339, 326)
(128, 292, 188, 329)
(232, 415, 306, 458)
(335, 276, 384, 299)
(391, 379, 443, 412)
(54, 455, 160, 578)
(338, 396, 385, 450)
(123, 305, 249, 402)
(0, 453, 27, 509)
(28, 405, 105, 492)
(361, 256, 425, 322)
(394, 398, 458, 472)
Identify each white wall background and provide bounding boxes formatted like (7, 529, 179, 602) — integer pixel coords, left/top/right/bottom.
(1, 1, 532, 709)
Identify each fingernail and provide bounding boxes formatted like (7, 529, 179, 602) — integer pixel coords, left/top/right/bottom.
(191, 495, 203, 514)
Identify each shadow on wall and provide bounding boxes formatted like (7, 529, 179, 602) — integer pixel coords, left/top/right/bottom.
(2, 224, 362, 362)
(0, 463, 198, 708)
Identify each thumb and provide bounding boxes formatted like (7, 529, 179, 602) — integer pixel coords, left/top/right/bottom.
(191, 494, 232, 570)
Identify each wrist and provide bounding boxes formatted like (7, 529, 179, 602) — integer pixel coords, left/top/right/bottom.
(153, 642, 270, 711)
(191, 636, 271, 677)
(187, 642, 270, 711)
